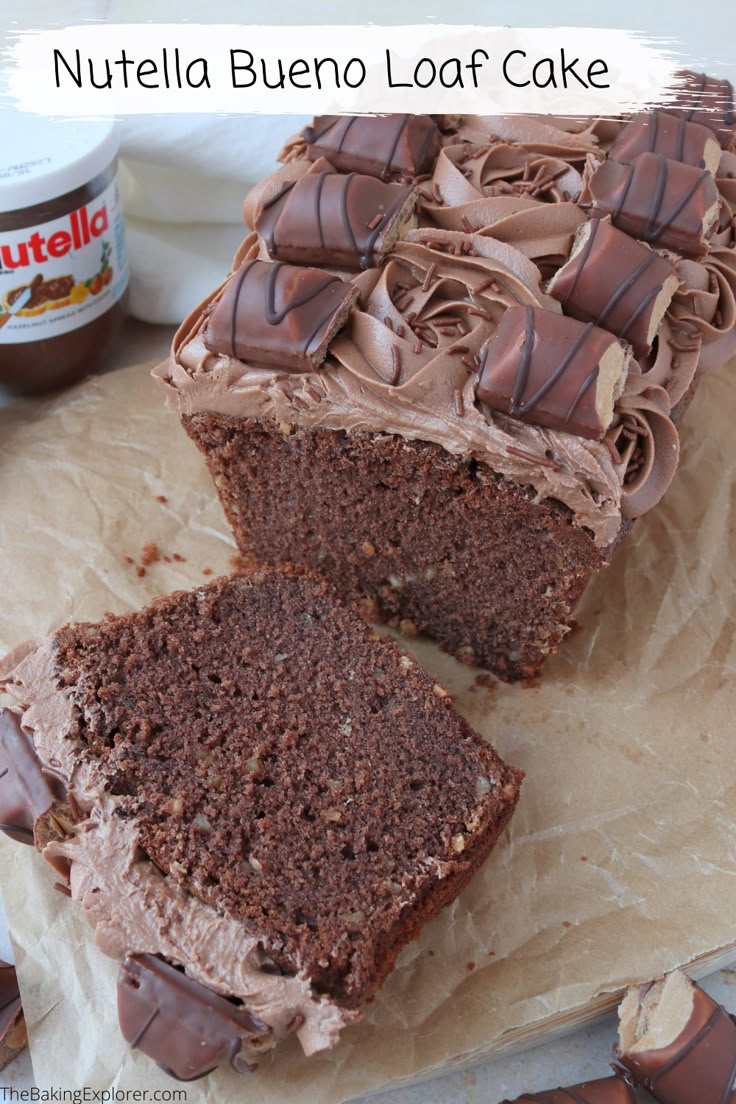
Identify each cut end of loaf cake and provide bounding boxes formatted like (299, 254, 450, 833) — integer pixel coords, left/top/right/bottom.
(182, 420, 608, 682)
(4, 567, 521, 1053)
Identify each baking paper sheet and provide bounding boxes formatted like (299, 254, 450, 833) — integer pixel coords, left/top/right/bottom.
(0, 358, 734, 1100)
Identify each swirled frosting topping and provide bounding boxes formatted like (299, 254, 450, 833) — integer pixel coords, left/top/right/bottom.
(160, 102, 736, 547)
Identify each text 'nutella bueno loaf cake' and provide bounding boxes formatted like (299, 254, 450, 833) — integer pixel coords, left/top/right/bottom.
(155, 79, 736, 681)
(0, 567, 521, 1081)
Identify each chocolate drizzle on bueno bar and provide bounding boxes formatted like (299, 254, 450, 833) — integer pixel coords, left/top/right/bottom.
(667, 70, 736, 149)
(203, 259, 358, 372)
(118, 953, 273, 1081)
(588, 152, 719, 257)
(608, 110, 721, 172)
(476, 306, 629, 440)
(254, 172, 416, 270)
(548, 218, 679, 358)
(303, 114, 441, 181)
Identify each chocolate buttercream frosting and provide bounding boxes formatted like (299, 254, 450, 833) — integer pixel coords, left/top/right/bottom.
(604, 372, 680, 520)
(638, 316, 700, 410)
(667, 244, 736, 370)
(449, 114, 601, 156)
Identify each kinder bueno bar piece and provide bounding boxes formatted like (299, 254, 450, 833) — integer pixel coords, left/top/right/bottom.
(548, 217, 679, 358)
(303, 114, 441, 180)
(254, 172, 417, 270)
(0, 961, 26, 1071)
(588, 153, 720, 258)
(0, 709, 67, 845)
(616, 970, 736, 1104)
(118, 954, 272, 1081)
(608, 111, 721, 173)
(0, 114, 128, 396)
(476, 305, 630, 440)
(667, 70, 736, 149)
(501, 1075, 635, 1103)
(202, 259, 358, 372)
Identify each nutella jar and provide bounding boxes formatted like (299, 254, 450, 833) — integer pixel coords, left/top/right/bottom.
(0, 113, 128, 395)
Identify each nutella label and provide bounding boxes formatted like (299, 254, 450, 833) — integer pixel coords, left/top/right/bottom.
(0, 172, 128, 344)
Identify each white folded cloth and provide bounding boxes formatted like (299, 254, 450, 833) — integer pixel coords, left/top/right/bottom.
(119, 113, 310, 323)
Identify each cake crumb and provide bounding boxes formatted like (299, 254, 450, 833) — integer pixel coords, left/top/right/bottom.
(140, 543, 160, 567)
(155, 495, 168, 504)
(467, 961, 476, 972)
(202, 567, 213, 576)
(136, 566, 146, 578)
(124, 556, 135, 565)
(562, 920, 572, 929)
(172, 553, 186, 563)
(473, 673, 497, 693)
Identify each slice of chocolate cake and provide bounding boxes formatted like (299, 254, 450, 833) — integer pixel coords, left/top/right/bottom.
(0, 567, 522, 1079)
(155, 87, 736, 682)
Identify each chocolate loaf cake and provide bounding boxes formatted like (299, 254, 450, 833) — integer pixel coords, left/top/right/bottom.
(154, 88, 736, 681)
(0, 567, 521, 1079)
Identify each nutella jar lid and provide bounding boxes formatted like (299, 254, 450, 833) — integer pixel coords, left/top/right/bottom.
(0, 110, 120, 212)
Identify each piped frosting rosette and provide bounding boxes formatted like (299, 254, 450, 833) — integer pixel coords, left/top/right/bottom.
(423, 143, 586, 206)
(446, 115, 602, 157)
(417, 143, 589, 278)
(637, 316, 701, 410)
(667, 245, 736, 370)
(606, 372, 680, 520)
(331, 233, 557, 389)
